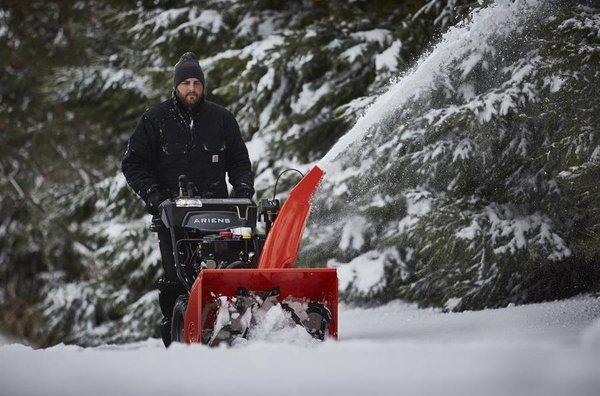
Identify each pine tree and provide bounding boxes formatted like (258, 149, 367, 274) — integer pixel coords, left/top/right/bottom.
(303, 0, 600, 310)
(3, 0, 598, 345)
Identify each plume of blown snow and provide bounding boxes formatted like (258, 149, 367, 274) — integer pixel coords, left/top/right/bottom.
(318, 0, 547, 171)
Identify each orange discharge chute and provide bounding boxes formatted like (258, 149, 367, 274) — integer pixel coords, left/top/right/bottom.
(183, 165, 338, 343)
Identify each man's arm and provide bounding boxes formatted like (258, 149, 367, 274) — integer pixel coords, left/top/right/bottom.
(224, 112, 254, 198)
(121, 112, 160, 202)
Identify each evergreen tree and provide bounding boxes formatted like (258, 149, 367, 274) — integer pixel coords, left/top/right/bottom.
(304, 0, 600, 310)
(1, 0, 597, 346)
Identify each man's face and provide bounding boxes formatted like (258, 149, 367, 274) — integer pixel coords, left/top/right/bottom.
(176, 78, 203, 107)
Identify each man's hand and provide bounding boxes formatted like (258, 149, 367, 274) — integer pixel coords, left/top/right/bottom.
(231, 186, 253, 199)
(145, 190, 165, 216)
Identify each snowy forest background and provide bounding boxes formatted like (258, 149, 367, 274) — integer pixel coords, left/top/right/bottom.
(1, 0, 599, 347)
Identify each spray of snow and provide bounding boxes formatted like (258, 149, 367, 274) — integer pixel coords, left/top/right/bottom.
(245, 304, 319, 346)
(318, 0, 544, 171)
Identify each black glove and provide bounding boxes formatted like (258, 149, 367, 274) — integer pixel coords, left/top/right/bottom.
(231, 186, 254, 199)
(145, 190, 165, 216)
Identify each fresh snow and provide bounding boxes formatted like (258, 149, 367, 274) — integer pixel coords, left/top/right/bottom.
(290, 82, 332, 113)
(350, 29, 393, 46)
(201, 34, 284, 73)
(0, 332, 16, 346)
(340, 43, 369, 63)
(375, 40, 402, 72)
(2, 296, 600, 396)
(331, 248, 400, 293)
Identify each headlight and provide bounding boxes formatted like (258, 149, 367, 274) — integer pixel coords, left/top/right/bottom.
(175, 198, 203, 207)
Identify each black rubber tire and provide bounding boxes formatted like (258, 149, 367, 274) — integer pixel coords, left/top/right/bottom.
(170, 294, 188, 344)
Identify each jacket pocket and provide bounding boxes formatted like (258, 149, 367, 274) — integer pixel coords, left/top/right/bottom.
(201, 142, 226, 166)
(160, 141, 188, 168)
(162, 141, 187, 156)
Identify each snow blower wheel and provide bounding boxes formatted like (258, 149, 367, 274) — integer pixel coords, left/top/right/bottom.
(170, 295, 188, 344)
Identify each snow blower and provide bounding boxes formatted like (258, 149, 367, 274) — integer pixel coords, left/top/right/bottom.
(156, 165, 337, 345)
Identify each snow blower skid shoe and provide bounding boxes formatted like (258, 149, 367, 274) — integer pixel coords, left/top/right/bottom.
(176, 166, 339, 345)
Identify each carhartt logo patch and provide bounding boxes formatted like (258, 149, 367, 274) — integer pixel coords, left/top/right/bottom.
(212, 155, 219, 163)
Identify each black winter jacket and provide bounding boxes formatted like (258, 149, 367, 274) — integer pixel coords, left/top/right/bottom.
(122, 94, 254, 203)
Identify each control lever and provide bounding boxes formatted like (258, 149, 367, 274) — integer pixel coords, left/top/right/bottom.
(259, 198, 280, 234)
(178, 175, 187, 197)
(186, 181, 196, 197)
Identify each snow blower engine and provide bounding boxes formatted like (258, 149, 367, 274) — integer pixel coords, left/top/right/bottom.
(156, 168, 338, 346)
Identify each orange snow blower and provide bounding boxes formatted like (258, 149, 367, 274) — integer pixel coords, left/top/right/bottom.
(157, 165, 337, 345)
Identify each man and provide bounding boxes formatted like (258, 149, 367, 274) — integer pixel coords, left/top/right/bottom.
(121, 52, 254, 347)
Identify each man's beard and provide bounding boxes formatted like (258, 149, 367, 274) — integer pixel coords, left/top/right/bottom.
(176, 90, 200, 108)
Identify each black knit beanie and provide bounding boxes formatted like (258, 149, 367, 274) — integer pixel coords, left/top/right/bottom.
(173, 52, 205, 88)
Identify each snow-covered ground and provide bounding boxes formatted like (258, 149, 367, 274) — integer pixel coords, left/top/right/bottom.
(0, 332, 14, 346)
(1, 296, 599, 396)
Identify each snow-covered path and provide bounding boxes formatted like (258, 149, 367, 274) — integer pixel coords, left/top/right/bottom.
(1, 296, 599, 396)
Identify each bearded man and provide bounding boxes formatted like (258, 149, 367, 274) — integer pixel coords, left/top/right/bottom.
(121, 51, 254, 346)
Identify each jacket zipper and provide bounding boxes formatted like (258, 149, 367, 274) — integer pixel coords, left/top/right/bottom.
(187, 115, 193, 166)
